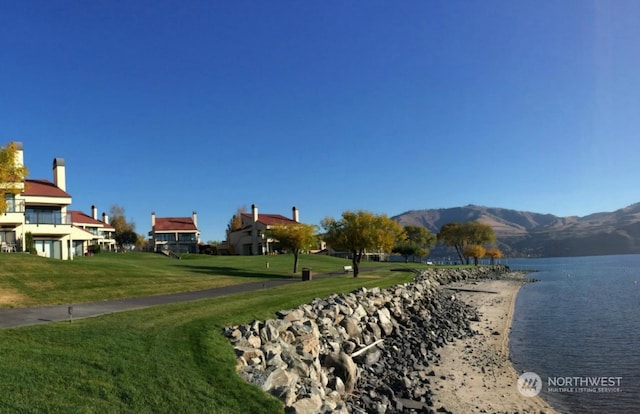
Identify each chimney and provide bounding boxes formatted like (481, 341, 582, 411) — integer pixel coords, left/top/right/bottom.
(53, 158, 66, 191)
(12, 141, 24, 167)
(192, 211, 198, 228)
(91, 205, 97, 220)
(151, 212, 156, 228)
(252, 204, 258, 223)
(102, 212, 109, 225)
(292, 206, 299, 222)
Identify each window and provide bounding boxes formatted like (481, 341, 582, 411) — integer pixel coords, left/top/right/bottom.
(155, 233, 176, 242)
(4, 194, 16, 212)
(178, 233, 196, 242)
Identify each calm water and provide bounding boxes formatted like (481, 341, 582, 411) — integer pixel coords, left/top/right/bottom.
(508, 255, 640, 414)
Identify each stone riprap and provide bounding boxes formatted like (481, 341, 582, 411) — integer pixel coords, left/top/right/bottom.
(223, 266, 512, 413)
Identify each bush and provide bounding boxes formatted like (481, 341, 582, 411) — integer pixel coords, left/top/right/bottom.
(25, 231, 37, 255)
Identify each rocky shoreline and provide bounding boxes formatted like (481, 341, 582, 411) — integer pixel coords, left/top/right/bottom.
(224, 266, 539, 413)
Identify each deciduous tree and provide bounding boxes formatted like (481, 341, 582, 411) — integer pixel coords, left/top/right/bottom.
(322, 210, 405, 278)
(226, 206, 246, 235)
(485, 246, 503, 266)
(463, 244, 486, 266)
(438, 221, 496, 264)
(266, 223, 317, 273)
(0, 142, 28, 214)
(393, 225, 436, 262)
(109, 205, 137, 250)
(116, 230, 138, 251)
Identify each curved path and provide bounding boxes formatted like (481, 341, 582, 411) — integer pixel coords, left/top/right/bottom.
(0, 278, 299, 329)
(0, 268, 373, 329)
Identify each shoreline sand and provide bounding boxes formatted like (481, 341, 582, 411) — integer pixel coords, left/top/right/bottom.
(430, 275, 557, 414)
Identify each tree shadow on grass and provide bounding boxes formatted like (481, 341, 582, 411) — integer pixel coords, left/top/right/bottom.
(172, 265, 297, 280)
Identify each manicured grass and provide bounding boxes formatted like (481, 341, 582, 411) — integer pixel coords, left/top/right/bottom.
(0, 270, 418, 413)
(0, 252, 421, 308)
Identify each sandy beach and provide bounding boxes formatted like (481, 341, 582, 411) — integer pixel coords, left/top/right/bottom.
(430, 276, 557, 414)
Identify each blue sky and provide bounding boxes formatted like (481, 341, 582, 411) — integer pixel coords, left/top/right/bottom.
(2, 1, 640, 242)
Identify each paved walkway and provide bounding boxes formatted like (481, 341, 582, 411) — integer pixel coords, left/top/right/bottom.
(0, 278, 301, 329)
(0, 268, 366, 329)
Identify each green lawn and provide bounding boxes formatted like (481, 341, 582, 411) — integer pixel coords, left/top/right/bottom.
(0, 264, 419, 413)
(0, 252, 421, 308)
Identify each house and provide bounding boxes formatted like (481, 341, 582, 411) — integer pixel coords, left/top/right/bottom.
(149, 211, 200, 254)
(0, 142, 75, 259)
(69, 205, 117, 255)
(226, 204, 301, 255)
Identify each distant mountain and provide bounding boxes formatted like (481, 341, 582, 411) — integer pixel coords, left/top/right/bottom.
(392, 203, 640, 258)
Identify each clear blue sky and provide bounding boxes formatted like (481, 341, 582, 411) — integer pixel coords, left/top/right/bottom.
(2, 1, 639, 242)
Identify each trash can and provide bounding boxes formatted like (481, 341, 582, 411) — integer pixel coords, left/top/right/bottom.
(302, 268, 312, 281)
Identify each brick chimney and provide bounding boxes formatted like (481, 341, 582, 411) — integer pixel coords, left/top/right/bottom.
(53, 158, 66, 191)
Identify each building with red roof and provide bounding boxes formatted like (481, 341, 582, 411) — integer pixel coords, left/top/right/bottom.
(149, 211, 200, 254)
(69, 205, 117, 254)
(0, 143, 75, 259)
(225, 204, 301, 255)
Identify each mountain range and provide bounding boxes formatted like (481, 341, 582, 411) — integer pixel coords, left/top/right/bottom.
(392, 203, 640, 258)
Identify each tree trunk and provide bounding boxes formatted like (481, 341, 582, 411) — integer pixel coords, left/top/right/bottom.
(454, 244, 465, 264)
(293, 250, 299, 273)
(352, 251, 361, 278)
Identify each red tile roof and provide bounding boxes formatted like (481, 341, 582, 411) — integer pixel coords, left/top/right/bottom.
(241, 213, 298, 226)
(155, 217, 198, 232)
(22, 179, 71, 198)
(69, 210, 115, 230)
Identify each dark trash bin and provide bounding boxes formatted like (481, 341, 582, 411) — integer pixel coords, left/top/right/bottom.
(302, 268, 312, 281)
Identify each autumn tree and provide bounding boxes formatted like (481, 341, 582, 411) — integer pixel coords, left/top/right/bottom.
(136, 234, 148, 250)
(393, 225, 436, 263)
(463, 244, 486, 266)
(266, 223, 317, 273)
(321, 210, 405, 278)
(438, 221, 496, 264)
(485, 246, 503, 266)
(109, 205, 137, 251)
(0, 142, 28, 214)
(116, 230, 138, 251)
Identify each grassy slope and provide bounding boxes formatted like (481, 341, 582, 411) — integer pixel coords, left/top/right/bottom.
(0, 253, 432, 413)
(0, 252, 409, 308)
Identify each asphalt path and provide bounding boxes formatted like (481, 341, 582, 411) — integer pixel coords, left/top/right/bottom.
(0, 278, 300, 329)
(0, 266, 390, 329)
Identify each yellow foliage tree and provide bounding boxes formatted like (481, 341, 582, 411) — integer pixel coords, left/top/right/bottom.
(463, 244, 486, 266)
(321, 210, 405, 277)
(485, 246, 503, 266)
(438, 221, 496, 264)
(0, 142, 28, 214)
(266, 223, 317, 273)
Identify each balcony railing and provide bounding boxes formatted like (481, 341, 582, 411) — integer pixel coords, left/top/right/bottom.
(3, 200, 25, 214)
(24, 211, 72, 225)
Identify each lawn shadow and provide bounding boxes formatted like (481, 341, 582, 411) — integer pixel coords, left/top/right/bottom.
(173, 265, 298, 280)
